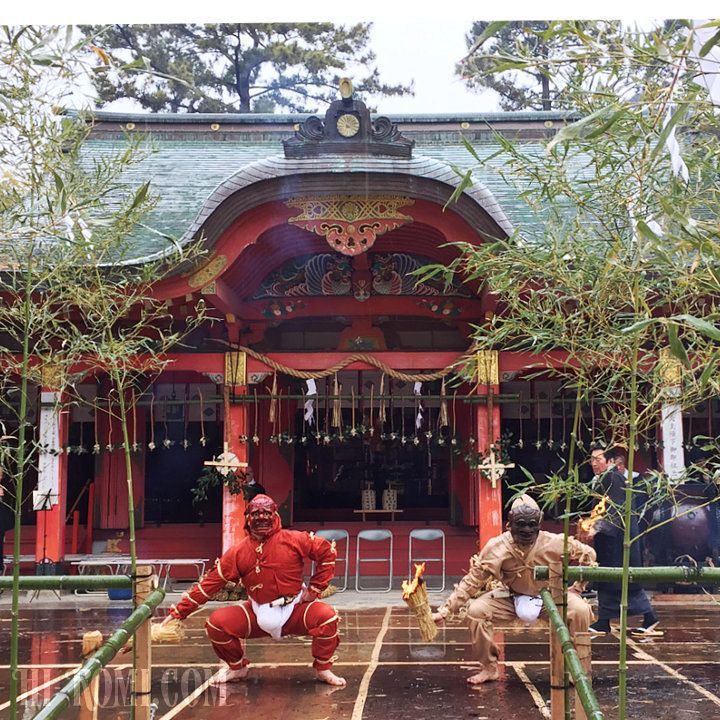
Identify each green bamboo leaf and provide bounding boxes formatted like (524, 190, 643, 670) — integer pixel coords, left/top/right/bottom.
(670, 314, 720, 341)
(650, 104, 687, 163)
(129, 181, 150, 211)
(546, 105, 615, 153)
(635, 220, 662, 242)
(620, 318, 657, 334)
(699, 27, 720, 57)
(584, 107, 624, 139)
(698, 351, 719, 388)
(667, 323, 690, 368)
(465, 21, 509, 56)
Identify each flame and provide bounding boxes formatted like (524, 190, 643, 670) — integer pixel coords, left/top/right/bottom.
(579, 495, 608, 532)
(401, 562, 426, 599)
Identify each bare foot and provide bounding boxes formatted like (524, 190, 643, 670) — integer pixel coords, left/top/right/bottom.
(315, 668, 347, 687)
(467, 665, 500, 685)
(212, 666, 250, 685)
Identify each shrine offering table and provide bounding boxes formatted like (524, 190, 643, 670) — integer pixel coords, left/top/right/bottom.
(353, 509, 404, 522)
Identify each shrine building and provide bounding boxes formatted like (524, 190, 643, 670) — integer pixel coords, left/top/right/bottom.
(9, 86, 717, 579)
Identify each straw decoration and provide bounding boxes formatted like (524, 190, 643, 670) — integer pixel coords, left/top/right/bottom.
(401, 563, 438, 642)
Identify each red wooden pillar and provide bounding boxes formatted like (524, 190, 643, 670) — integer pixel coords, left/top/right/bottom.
(35, 389, 70, 572)
(222, 351, 249, 553)
(476, 352, 503, 551)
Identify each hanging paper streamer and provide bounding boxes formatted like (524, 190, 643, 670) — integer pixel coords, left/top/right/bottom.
(663, 104, 690, 183)
(414, 381, 424, 430)
(369, 383, 375, 436)
(198, 388, 207, 446)
(304, 378, 316, 426)
(691, 22, 720, 106)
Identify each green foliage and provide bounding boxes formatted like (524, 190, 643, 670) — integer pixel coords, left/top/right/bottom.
(450, 20, 720, 717)
(457, 20, 684, 111)
(191, 466, 248, 504)
(79, 23, 413, 113)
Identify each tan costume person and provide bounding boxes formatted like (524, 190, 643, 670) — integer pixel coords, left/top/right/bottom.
(433, 495, 596, 684)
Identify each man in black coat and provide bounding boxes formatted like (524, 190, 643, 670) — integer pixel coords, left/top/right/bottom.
(583, 447, 658, 635)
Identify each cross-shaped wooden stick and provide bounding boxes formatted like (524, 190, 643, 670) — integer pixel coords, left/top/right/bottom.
(479, 446, 515, 489)
(204, 441, 248, 475)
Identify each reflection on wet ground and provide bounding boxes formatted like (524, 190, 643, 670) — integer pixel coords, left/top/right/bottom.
(1, 603, 720, 719)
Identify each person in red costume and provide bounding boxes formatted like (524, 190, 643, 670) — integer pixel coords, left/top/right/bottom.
(161, 494, 345, 686)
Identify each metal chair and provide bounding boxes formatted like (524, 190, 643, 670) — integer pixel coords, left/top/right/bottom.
(312, 529, 350, 592)
(356, 529, 394, 592)
(408, 528, 446, 592)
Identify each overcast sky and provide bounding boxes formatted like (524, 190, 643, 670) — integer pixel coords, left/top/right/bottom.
(4, 1, 719, 115)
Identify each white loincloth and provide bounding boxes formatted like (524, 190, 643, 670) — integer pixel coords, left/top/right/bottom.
(250, 589, 303, 639)
(513, 594, 543, 625)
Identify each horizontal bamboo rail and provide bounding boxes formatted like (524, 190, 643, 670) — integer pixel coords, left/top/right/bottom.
(32, 587, 165, 720)
(0, 575, 132, 591)
(534, 566, 720, 583)
(540, 589, 605, 720)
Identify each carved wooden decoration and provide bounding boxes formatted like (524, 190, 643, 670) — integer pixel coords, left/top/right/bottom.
(286, 196, 414, 256)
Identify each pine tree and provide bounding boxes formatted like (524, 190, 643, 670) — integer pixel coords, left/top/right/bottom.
(81, 23, 413, 113)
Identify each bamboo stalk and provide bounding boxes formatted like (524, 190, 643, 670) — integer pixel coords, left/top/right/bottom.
(0, 575, 133, 590)
(32, 588, 165, 720)
(540, 589, 605, 720)
(534, 566, 720, 583)
(79, 632, 103, 720)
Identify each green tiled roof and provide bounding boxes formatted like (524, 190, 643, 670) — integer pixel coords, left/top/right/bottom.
(81, 111, 570, 261)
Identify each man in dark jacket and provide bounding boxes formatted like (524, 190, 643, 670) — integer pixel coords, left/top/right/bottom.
(584, 447, 658, 635)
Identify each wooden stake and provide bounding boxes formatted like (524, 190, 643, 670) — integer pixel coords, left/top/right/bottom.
(133, 565, 154, 720)
(79, 631, 103, 720)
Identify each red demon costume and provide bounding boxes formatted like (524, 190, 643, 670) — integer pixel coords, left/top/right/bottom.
(169, 494, 340, 671)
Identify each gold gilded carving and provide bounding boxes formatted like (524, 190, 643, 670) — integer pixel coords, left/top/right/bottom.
(188, 255, 228, 289)
(225, 352, 246, 387)
(286, 195, 414, 256)
(476, 351, 499, 386)
(40, 363, 64, 390)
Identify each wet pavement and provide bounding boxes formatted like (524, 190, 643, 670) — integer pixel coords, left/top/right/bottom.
(2, 596, 720, 719)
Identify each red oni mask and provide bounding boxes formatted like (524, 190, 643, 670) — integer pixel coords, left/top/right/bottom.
(244, 494, 281, 540)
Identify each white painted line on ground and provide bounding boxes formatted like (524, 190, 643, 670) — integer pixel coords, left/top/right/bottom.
(351, 606, 392, 720)
(513, 663, 551, 719)
(624, 634, 720, 707)
(155, 670, 222, 720)
(0, 667, 80, 711)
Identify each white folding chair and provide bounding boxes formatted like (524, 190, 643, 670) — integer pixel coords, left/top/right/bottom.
(312, 529, 350, 592)
(356, 529, 393, 592)
(408, 528, 446, 592)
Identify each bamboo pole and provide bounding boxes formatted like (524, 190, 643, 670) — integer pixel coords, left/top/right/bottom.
(574, 633, 593, 720)
(133, 566, 154, 720)
(540, 589, 605, 720)
(32, 588, 165, 720)
(534, 566, 720, 583)
(0, 576, 132, 590)
(548, 567, 567, 720)
(79, 632, 103, 720)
